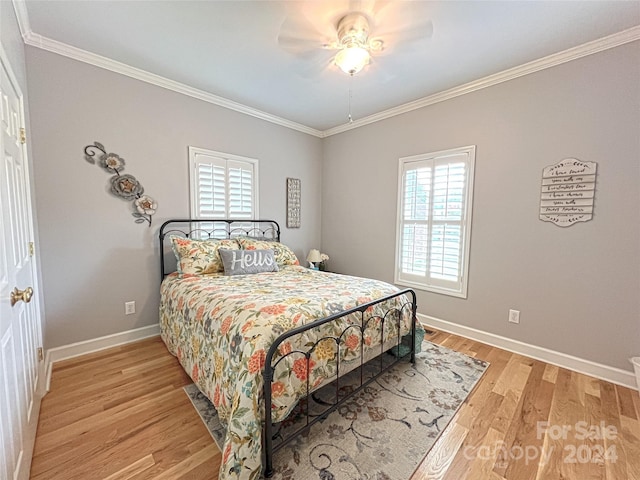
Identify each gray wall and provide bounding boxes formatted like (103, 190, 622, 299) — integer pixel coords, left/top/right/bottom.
(25, 47, 323, 349)
(322, 41, 640, 371)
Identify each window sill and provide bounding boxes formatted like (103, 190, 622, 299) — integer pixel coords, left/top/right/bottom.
(395, 279, 468, 299)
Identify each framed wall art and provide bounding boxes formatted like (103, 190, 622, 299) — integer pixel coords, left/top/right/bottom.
(286, 177, 301, 228)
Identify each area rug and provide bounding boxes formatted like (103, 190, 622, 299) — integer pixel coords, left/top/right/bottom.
(184, 341, 488, 480)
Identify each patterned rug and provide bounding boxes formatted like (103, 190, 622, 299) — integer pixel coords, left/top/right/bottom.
(184, 341, 488, 480)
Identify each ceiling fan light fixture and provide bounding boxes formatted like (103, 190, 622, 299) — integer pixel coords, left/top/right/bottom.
(335, 45, 370, 75)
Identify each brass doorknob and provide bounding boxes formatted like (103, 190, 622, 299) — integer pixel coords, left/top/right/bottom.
(10, 286, 33, 307)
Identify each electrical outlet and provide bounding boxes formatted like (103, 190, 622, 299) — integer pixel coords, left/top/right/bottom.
(508, 309, 520, 324)
(125, 301, 136, 315)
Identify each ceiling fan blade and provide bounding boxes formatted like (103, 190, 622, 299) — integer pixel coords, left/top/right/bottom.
(289, 51, 337, 80)
(277, 34, 327, 57)
(277, 10, 333, 55)
(278, 34, 329, 56)
(275, 2, 345, 78)
(370, 0, 434, 51)
(277, 0, 353, 55)
(304, 59, 335, 79)
(374, 19, 434, 55)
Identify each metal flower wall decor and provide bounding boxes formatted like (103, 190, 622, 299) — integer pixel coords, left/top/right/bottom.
(83, 141, 157, 226)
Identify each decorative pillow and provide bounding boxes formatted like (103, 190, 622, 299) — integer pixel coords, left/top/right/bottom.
(219, 248, 279, 276)
(170, 236, 240, 275)
(236, 238, 299, 266)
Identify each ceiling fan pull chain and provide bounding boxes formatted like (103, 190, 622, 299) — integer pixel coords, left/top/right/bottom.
(348, 74, 354, 123)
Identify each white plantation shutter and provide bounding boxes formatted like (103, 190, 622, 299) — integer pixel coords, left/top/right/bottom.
(189, 148, 258, 226)
(195, 159, 227, 218)
(227, 160, 254, 219)
(395, 146, 475, 298)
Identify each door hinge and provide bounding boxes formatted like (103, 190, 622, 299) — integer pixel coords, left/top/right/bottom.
(29, 241, 34, 257)
(20, 127, 26, 144)
(37, 347, 44, 361)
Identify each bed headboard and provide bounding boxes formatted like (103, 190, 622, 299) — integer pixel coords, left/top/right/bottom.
(159, 219, 281, 278)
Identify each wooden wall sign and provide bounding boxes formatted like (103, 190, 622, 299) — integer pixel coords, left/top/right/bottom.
(539, 158, 597, 227)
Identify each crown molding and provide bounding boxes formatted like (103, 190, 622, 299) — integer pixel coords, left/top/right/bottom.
(12, 0, 639, 139)
(12, 0, 31, 40)
(323, 25, 640, 137)
(15, 23, 323, 139)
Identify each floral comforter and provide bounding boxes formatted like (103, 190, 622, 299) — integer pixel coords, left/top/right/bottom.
(159, 265, 414, 480)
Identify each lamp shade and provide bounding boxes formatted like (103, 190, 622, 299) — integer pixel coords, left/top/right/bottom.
(335, 46, 370, 75)
(307, 249, 322, 263)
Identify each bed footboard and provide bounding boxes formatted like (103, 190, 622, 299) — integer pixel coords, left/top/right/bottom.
(262, 288, 418, 478)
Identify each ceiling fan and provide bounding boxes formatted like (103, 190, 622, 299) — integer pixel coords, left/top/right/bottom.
(327, 12, 384, 75)
(277, 2, 433, 78)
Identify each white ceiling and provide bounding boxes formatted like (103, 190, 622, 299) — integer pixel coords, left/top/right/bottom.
(21, 1, 640, 133)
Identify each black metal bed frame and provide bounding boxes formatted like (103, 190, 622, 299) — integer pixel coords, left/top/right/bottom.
(158, 219, 418, 478)
(262, 290, 417, 477)
(159, 218, 281, 278)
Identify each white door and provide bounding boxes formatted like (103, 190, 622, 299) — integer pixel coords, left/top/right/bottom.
(0, 49, 44, 480)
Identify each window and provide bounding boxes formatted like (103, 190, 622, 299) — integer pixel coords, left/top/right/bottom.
(395, 146, 475, 298)
(189, 147, 258, 221)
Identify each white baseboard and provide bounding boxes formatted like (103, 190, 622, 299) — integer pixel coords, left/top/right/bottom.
(42, 318, 637, 393)
(419, 314, 638, 391)
(44, 324, 160, 392)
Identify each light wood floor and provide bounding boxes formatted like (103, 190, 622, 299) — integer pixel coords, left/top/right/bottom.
(31, 331, 640, 480)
